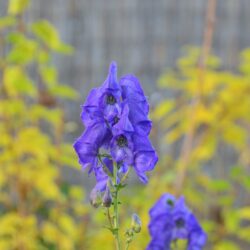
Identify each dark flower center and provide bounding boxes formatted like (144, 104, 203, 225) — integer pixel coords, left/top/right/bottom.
(114, 116, 120, 124)
(166, 199, 174, 206)
(117, 135, 128, 147)
(175, 218, 185, 228)
(106, 94, 116, 105)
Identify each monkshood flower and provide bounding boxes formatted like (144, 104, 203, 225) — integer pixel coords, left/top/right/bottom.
(73, 61, 158, 196)
(147, 194, 207, 250)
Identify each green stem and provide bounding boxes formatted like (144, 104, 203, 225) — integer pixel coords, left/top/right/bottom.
(113, 163, 121, 250)
(125, 240, 132, 250)
(106, 208, 113, 229)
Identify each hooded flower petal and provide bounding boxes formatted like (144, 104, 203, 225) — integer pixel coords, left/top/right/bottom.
(99, 62, 122, 122)
(81, 62, 122, 126)
(94, 166, 109, 192)
(73, 136, 98, 172)
(187, 214, 207, 250)
(149, 194, 176, 219)
(73, 122, 110, 173)
(101, 61, 120, 91)
(133, 135, 158, 183)
(80, 88, 104, 126)
(120, 75, 151, 135)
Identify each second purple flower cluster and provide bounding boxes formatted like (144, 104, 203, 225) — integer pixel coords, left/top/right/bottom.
(74, 62, 158, 193)
(147, 194, 207, 250)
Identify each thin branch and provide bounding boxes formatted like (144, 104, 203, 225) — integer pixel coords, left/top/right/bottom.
(174, 0, 217, 195)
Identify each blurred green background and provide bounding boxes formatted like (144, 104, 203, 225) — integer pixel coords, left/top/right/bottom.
(0, 0, 250, 249)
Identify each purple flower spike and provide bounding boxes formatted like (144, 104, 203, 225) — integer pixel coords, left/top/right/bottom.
(147, 194, 207, 250)
(73, 62, 158, 193)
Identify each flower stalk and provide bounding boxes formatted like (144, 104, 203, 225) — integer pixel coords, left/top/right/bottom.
(113, 163, 121, 250)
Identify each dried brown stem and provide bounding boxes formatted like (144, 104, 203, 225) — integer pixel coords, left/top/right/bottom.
(174, 0, 217, 195)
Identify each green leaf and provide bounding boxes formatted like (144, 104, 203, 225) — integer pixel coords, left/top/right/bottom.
(238, 207, 250, 220)
(209, 179, 231, 192)
(49, 85, 78, 100)
(238, 227, 250, 242)
(58, 144, 80, 169)
(8, 0, 30, 15)
(214, 240, 240, 250)
(153, 100, 174, 121)
(31, 20, 73, 54)
(3, 66, 36, 97)
(230, 166, 243, 179)
(242, 176, 250, 190)
(36, 50, 50, 64)
(7, 38, 37, 65)
(29, 105, 62, 127)
(39, 66, 58, 86)
(6, 32, 25, 44)
(0, 16, 16, 30)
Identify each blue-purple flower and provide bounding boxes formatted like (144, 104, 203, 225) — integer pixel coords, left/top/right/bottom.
(147, 194, 207, 250)
(73, 61, 158, 194)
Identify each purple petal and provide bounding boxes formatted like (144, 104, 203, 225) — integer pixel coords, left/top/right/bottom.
(73, 136, 98, 172)
(102, 61, 120, 91)
(112, 104, 134, 136)
(149, 194, 176, 219)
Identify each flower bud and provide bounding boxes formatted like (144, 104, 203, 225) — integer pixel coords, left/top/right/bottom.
(131, 213, 141, 233)
(89, 188, 101, 208)
(125, 229, 134, 244)
(102, 186, 112, 207)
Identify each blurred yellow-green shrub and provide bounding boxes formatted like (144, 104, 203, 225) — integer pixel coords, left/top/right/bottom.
(0, 1, 89, 249)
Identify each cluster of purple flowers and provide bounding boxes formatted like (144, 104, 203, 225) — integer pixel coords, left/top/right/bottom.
(147, 194, 207, 250)
(74, 62, 158, 194)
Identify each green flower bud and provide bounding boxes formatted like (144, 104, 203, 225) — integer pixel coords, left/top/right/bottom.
(131, 213, 141, 233)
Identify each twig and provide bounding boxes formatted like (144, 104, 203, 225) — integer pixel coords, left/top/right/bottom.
(174, 0, 217, 195)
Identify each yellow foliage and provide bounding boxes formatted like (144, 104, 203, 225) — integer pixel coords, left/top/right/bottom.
(0, 2, 88, 249)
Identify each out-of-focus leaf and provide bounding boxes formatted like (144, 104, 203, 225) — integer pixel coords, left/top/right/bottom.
(210, 179, 231, 192)
(6, 32, 25, 43)
(29, 105, 62, 127)
(224, 210, 240, 233)
(214, 240, 240, 250)
(36, 50, 50, 63)
(242, 176, 250, 190)
(3, 66, 36, 97)
(238, 227, 250, 242)
(192, 136, 217, 161)
(7, 38, 37, 64)
(0, 99, 25, 117)
(53, 143, 80, 169)
(39, 65, 58, 86)
(238, 207, 250, 220)
(49, 84, 79, 99)
(8, 0, 30, 15)
(31, 20, 73, 54)
(240, 49, 250, 76)
(153, 100, 174, 121)
(222, 123, 247, 150)
(0, 16, 16, 30)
